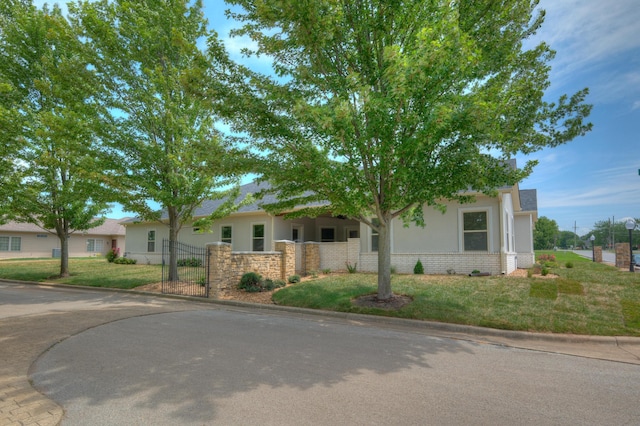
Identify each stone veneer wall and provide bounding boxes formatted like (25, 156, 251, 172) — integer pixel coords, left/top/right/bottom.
(594, 246, 602, 263)
(615, 243, 629, 269)
(206, 240, 295, 297)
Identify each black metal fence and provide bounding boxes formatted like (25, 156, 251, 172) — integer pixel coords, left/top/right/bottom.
(162, 239, 209, 297)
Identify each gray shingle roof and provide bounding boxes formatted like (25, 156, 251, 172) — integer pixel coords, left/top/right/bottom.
(519, 189, 538, 212)
(0, 218, 128, 236)
(122, 172, 537, 223)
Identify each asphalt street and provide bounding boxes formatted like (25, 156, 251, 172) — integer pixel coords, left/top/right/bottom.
(1, 281, 638, 425)
(31, 308, 640, 425)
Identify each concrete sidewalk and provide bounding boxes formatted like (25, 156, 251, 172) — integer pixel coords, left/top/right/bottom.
(1, 280, 640, 425)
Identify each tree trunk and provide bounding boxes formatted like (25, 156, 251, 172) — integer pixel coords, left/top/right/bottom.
(59, 221, 70, 278)
(168, 206, 180, 282)
(376, 217, 393, 300)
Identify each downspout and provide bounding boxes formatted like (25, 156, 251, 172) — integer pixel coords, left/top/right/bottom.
(270, 215, 275, 251)
(499, 194, 506, 274)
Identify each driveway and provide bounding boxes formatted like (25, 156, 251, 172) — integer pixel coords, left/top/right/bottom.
(2, 281, 640, 425)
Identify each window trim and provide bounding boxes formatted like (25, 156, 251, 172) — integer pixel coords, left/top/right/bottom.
(0, 236, 21, 252)
(86, 238, 104, 253)
(291, 224, 304, 243)
(147, 229, 156, 253)
(344, 226, 359, 240)
(459, 207, 493, 252)
(220, 224, 233, 246)
(319, 226, 336, 242)
(370, 218, 380, 252)
(251, 223, 266, 252)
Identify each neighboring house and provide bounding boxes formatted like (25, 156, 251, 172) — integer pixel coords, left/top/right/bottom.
(123, 177, 538, 275)
(0, 219, 128, 259)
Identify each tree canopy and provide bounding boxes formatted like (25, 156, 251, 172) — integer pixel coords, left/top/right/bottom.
(72, 0, 251, 279)
(533, 216, 559, 250)
(0, 0, 114, 276)
(227, 0, 593, 299)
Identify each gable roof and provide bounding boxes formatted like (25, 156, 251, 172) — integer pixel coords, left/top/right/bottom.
(519, 189, 538, 212)
(0, 218, 128, 236)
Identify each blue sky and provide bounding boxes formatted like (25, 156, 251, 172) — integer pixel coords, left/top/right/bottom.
(42, 0, 640, 235)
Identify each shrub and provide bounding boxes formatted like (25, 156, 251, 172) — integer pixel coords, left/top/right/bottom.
(565, 261, 574, 269)
(413, 259, 424, 274)
(263, 278, 276, 291)
(322, 268, 331, 274)
(390, 265, 397, 274)
(114, 257, 137, 265)
(537, 254, 556, 263)
(106, 248, 119, 263)
(288, 274, 301, 284)
(541, 266, 550, 276)
(239, 272, 263, 292)
(177, 257, 203, 267)
(346, 262, 357, 273)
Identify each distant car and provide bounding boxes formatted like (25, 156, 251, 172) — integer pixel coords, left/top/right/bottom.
(633, 254, 640, 272)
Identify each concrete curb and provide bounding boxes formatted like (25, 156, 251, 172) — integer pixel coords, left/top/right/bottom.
(5, 278, 640, 348)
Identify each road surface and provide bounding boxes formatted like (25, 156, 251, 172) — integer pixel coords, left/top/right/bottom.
(7, 286, 633, 425)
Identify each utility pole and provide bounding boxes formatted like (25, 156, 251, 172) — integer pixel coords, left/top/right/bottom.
(612, 215, 615, 248)
(573, 221, 577, 249)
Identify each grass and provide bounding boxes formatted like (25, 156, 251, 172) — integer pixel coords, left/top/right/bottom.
(2, 251, 639, 336)
(272, 251, 640, 336)
(0, 257, 161, 289)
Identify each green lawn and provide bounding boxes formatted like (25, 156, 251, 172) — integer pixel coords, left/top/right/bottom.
(0, 257, 161, 289)
(272, 251, 640, 336)
(1, 251, 639, 336)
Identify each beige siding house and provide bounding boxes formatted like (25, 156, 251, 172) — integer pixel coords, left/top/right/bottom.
(0, 219, 127, 259)
(123, 179, 538, 275)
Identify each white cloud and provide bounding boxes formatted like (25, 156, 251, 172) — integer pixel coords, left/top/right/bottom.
(532, 0, 640, 101)
(537, 161, 640, 209)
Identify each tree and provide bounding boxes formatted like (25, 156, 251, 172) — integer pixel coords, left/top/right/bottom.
(556, 230, 578, 249)
(227, 0, 592, 300)
(0, 0, 114, 276)
(72, 0, 250, 280)
(533, 216, 559, 250)
(590, 218, 640, 249)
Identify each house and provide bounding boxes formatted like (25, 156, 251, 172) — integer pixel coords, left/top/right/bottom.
(122, 179, 538, 276)
(0, 219, 127, 259)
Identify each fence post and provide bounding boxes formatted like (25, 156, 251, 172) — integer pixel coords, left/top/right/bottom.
(304, 242, 320, 274)
(275, 240, 296, 281)
(206, 242, 232, 298)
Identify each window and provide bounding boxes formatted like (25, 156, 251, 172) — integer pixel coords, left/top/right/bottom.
(0, 236, 21, 251)
(87, 239, 104, 253)
(346, 228, 359, 239)
(371, 219, 380, 252)
(252, 224, 265, 251)
(292, 225, 303, 242)
(147, 230, 156, 252)
(320, 227, 335, 242)
(463, 211, 488, 251)
(221, 225, 232, 245)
